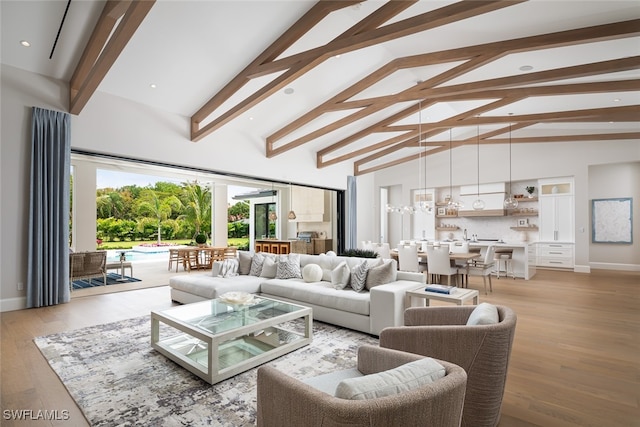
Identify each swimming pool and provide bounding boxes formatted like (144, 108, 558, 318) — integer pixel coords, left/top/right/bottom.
(106, 249, 171, 263)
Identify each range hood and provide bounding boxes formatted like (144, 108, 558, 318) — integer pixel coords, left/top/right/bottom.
(457, 183, 506, 217)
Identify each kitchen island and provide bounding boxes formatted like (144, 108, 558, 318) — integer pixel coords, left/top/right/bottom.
(469, 241, 536, 280)
(255, 239, 310, 254)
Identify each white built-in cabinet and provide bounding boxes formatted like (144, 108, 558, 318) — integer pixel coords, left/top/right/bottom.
(537, 177, 574, 268)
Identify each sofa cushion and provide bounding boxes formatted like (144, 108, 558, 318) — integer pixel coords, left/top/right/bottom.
(350, 261, 369, 292)
(466, 302, 499, 325)
(238, 251, 253, 275)
(331, 261, 350, 289)
(276, 253, 302, 279)
(365, 259, 396, 290)
(302, 264, 323, 282)
(261, 279, 370, 316)
(335, 357, 446, 400)
(169, 274, 263, 299)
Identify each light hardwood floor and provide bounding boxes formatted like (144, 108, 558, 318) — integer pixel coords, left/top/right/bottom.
(1, 268, 639, 426)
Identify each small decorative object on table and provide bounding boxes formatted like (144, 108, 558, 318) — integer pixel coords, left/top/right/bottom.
(425, 284, 457, 294)
(525, 186, 535, 198)
(219, 291, 255, 305)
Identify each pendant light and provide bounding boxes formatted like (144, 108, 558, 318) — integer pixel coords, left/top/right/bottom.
(472, 124, 485, 210)
(268, 183, 277, 221)
(447, 129, 463, 211)
(288, 183, 297, 220)
(503, 122, 519, 210)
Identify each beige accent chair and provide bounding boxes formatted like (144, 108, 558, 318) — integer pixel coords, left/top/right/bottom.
(257, 345, 467, 427)
(69, 251, 107, 288)
(379, 305, 517, 427)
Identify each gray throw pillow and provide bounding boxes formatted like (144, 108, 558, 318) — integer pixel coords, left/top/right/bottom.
(335, 357, 446, 400)
(260, 256, 278, 278)
(249, 252, 265, 276)
(365, 260, 397, 290)
(238, 251, 253, 275)
(350, 261, 369, 293)
(276, 254, 302, 279)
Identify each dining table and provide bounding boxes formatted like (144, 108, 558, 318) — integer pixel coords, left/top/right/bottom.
(389, 249, 481, 262)
(176, 246, 227, 271)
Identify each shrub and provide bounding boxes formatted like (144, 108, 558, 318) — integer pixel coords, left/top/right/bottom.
(340, 248, 378, 258)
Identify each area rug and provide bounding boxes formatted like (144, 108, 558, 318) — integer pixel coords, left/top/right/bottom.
(34, 316, 379, 426)
(72, 273, 141, 289)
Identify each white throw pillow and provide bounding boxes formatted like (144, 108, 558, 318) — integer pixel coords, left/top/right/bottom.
(302, 264, 323, 282)
(466, 302, 499, 325)
(331, 261, 350, 289)
(350, 260, 369, 293)
(335, 357, 446, 400)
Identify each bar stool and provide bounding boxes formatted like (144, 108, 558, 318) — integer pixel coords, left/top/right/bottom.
(279, 243, 290, 254)
(493, 248, 515, 279)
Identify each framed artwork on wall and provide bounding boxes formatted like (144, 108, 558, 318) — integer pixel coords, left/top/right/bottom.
(592, 198, 633, 243)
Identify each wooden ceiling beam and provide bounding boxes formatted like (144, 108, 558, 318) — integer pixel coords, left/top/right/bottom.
(269, 19, 639, 159)
(69, 0, 155, 115)
(253, 1, 522, 77)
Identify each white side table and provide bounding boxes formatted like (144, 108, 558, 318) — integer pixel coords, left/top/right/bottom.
(405, 287, 479, 308)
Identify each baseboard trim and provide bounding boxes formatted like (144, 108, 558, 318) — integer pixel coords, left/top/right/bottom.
(0, 296, 27, 312)
(590, 262, 640, 272)
(574, 265, 591, 274)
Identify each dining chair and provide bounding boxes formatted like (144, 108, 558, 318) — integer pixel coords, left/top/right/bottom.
(361, 240, 373, 251)
(450, 242, 470, 286)
(426, 244, 458, 286)
(396, 244, 425, 273)
(463, 245, 496, 294)
(371, 242, 391, 259)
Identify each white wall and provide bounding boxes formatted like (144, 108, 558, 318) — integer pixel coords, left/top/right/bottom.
(363, 142, 640, 272)
(588, 162, 640, 269)
(0, 65, 352, 311)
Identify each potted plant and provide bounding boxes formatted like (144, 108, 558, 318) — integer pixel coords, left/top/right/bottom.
(525, 186, 535, 198)
(195, 232, 207, 247)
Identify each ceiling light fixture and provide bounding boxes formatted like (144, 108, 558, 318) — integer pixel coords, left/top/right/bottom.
(447, 129, 463, 212)
(284, 88, 294, 95)
(149, 84, 157, 89)
(519, 65, 533, 72)
(269, 183, 277, 221)
(20, 40, 31, 47)
(503, 122, 518, 210)
(288, 183, 297, 221)
(472, 124, 485, 210)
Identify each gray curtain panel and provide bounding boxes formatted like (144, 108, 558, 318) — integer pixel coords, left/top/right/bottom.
(27, 107, 71, 307)
(347, 175, 357, 250)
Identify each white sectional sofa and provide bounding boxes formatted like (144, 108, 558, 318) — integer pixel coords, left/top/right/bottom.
(169, 252, 426, 336)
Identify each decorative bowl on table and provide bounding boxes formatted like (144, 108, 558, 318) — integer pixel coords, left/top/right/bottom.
(219, 291, 255, 306)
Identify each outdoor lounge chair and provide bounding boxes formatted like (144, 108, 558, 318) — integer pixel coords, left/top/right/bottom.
(69, 251, 107, 289)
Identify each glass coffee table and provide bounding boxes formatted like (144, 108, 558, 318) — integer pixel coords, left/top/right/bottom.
(151, 295, 312, 384)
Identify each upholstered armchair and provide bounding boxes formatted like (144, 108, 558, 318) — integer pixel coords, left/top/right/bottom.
(379, 305, 517, 427)
(256, 345, 467, 427)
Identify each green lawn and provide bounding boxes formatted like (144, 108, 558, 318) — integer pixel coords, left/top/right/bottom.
(97, 238, 249, 250)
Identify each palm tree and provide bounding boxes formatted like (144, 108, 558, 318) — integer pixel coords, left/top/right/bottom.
(136, 189, 182, 244)
(182, 182, 212, 241)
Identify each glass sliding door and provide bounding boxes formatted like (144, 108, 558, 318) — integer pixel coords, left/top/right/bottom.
(254, 203, 276, 239)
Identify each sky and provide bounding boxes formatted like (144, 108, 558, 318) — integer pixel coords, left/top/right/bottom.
(95, 169, 256, 204)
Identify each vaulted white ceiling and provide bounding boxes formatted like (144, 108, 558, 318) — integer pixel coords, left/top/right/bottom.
(2, 0, 639, 176)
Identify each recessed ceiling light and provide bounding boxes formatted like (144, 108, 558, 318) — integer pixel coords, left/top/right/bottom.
(149, 84, 157, 89)
(249, 117, 254, 121)
(613, 98, 621, 102)
(519, 65, 533, 72)
(20, 40, 31, 47)
(284, 88, 294, 95)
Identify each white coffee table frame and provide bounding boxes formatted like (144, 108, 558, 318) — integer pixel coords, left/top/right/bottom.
(405, 287, 479, 308)
(151, 296, 312, 384)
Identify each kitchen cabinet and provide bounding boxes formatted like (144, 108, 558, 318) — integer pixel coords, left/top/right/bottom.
(537, 242, 574, 268)
(290, 187, 328, 222)
(312, 239, 333, 255)
(538, 178, 574, 243)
